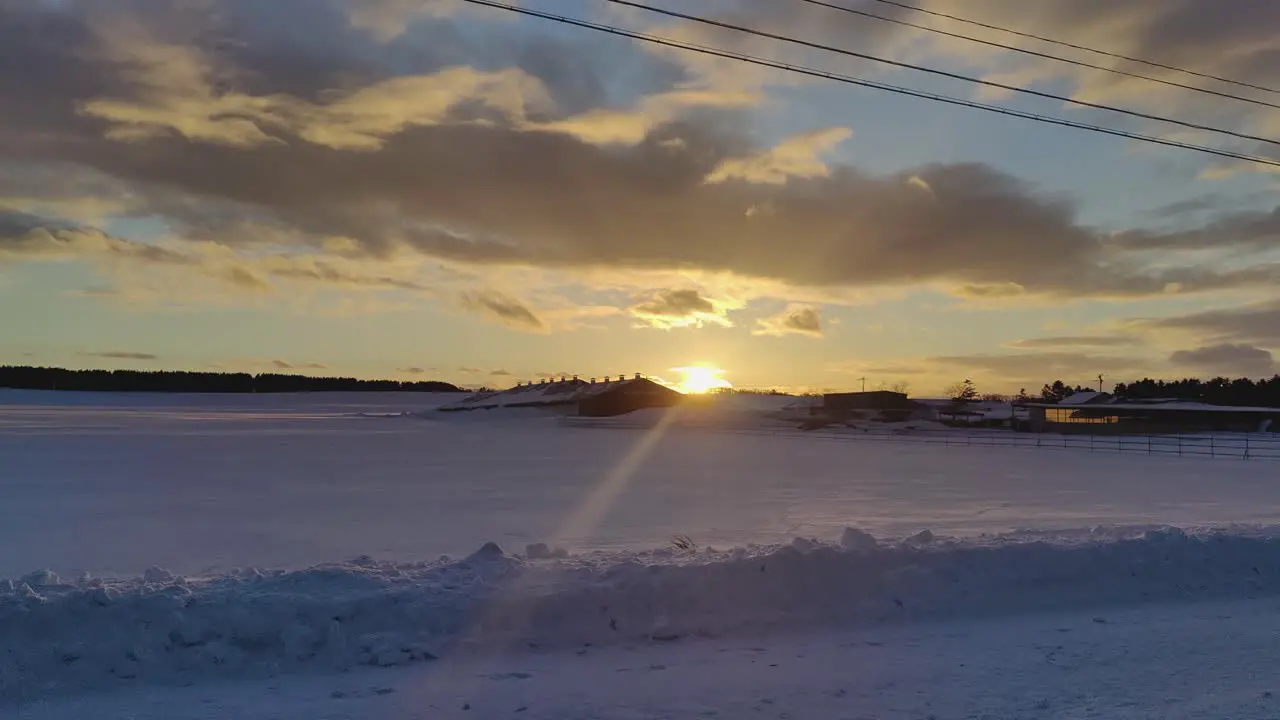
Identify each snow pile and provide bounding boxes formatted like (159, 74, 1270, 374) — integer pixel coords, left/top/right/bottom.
(8, 527, 1280, 699)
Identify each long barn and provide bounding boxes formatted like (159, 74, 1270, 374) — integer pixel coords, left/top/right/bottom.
(438, 375, 684, 417)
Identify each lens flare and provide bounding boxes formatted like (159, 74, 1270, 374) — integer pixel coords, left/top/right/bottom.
(671, 365, 732, 394)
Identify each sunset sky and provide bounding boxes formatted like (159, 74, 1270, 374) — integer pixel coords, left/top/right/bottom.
(3, 0, 1280, 394)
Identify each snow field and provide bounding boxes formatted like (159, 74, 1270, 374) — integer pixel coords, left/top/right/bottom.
(8, 526, 1280, 701)
(8, 396, 1280, 580)
(9, 392, 1280, 712)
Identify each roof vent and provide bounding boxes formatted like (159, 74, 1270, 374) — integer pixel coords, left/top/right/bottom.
(589, 377, 596, 384)
(634, 372, 641, 380)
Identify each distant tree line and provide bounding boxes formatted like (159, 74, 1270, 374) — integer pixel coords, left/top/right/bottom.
(1038, 380, 1094, 402)
(1029, 376, 1280, 408)
(1112, 376, 1280, 408)
(0, 366, 462, 394)
(936, 376, 1280, 409)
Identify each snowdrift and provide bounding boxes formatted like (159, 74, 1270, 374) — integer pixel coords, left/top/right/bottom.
(6, 527, 1280, 699)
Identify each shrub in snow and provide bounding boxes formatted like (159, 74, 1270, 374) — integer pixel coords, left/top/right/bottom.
(671, 535, 697, 552)
(840, 528, 879, 553)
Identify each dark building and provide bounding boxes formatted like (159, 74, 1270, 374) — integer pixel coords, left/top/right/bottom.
(1018, 399, 1280, 434)
(824, 391, 916, 412)
(820, 391, 932, 423)
(577, 378, 683, 417)
(439, 375, 683, 418)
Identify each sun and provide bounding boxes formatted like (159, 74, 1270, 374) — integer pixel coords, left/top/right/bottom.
(671, 365, 733, 394)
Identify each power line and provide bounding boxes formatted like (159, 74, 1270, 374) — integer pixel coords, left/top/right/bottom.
(456, 0, 1280, 170)
(797, 0, 1280, 111)
(601, 0, 1280, 149)
(863, 0, 1280, 97)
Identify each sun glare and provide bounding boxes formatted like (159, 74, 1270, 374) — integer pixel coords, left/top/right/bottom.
(672, 365, 733, 394)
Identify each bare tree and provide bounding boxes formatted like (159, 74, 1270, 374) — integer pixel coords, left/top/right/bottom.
(945, 379, 978, 402)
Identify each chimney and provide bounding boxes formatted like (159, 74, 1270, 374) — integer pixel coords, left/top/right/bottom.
(589, 377, 596, 384)
(634, 372, 641, 380)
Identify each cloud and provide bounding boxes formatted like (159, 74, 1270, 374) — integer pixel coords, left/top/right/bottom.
(1169, 344, 1276, 376)
(4, 0, 1280, 316)
(1007, 335, 1144, 349)
(953, 283, 1027, 300)
(460, 289, 545, 331)
(397, 366, 429, 374)
(345, 0, 461, 41)
(858, 365, 931, 376)
(1131, 301, 1280, 346)
(534, 88, 760, 146)
(0, 220, 192, 266)
(1110, 206, 1280, 252)
(927, 352, 1154, 386)
(83, 351, 159, 361)
(704, 127, 851, 185)
(630, 288, 733, 329)
(754, 304, 822, 337)
(489, 369, 513, 377)
(271, 359, 329, 370)
(0, 213, 450, 301)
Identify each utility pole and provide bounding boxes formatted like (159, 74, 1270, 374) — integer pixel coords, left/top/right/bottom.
(858, 376, 867, 392)
(1097, 373, 1106, 393)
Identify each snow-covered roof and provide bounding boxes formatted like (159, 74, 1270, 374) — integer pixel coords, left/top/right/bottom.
(438, 376, 674, 412)
(1058, 391, 1112, 406)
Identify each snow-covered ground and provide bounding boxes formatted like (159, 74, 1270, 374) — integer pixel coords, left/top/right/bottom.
(6, 391, 1280, 717)
(5, 391, 1279, 579)
(16, 598, 1280, 719)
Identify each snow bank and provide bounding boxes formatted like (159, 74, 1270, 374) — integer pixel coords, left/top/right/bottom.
(7, 527, 1280, 699)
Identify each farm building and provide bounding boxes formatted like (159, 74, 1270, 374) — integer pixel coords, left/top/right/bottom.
(913, 398, 1024, 428)
(438, 375, 684, 418)
(1017, 396, 1280, 434)
(820, 391, 935, 423)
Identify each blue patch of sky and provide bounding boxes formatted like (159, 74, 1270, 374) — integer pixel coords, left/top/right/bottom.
(744, 63, 1269, 230)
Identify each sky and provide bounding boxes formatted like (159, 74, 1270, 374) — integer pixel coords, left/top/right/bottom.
(3, 0, 1280, 394)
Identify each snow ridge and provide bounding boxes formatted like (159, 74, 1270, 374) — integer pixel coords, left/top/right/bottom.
(6, 527, 1280, 700)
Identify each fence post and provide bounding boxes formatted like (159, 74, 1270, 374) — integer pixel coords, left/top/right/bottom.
(1245, 434, 1251, 461)
(1210, 434, 1215, 458)
(1178, 434, 1183, 457)
(1147, 433, 1152, 454)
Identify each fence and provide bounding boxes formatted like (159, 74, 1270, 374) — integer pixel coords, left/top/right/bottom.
(822, 426, 1280, 460)
(558, 415, 1280, 461)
